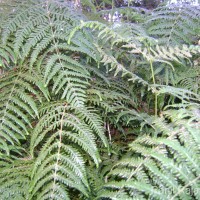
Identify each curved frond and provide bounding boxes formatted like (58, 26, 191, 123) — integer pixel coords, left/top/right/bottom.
(29, 101, 107, 199)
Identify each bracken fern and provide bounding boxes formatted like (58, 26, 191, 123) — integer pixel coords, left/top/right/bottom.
(0, 0, 200, 199)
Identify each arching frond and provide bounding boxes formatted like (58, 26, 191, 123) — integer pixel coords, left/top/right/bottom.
(1, 0, 97, 107)
(29, 101, 107, 199)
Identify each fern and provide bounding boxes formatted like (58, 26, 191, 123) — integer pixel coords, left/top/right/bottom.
(98, 104, 200, 199)
(173, 64, 200, 94)
(146, 4, 200, 45)
(0, 157, 33, 200)
(0, 68, 49, 155)
(29, 102, 107, 199)
(0, 101, 108, 199)
(0, 0, 200, 199)
(0, 157, 33, 199)
(1, 0, 97, 107)
(0, 44, 16, 69)
(68, 20, 200, 91)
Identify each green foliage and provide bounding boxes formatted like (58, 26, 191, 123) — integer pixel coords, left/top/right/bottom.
(98, 104, 200, 200)
(0, 1, 107, 199)
(1, 0, 97, 107)
(0, 0, 199, 199)
(0, 69, 49, 155)
(29, 103, 107, 199)
(146, 4, 200, 45)
(0, 157, 33, 199)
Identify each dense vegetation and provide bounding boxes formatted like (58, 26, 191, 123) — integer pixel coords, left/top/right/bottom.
(0, 0, 199, 199)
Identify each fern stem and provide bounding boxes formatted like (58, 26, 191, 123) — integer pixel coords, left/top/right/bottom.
(170, 175, 200, 200)
(149, 58, 158, 116)
(51, 104, 67, 198)
(149, 59, 155, 85)
(112, 0, 114, 10)
(45, 1, 67, 197)
(155, 93, 158, 116)
(107, 122, 112, 142)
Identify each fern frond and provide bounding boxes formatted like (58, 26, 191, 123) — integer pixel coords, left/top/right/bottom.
(69, 20, 200, 90)
(123, 43, 200, 63)
(29, 101, 107, 199)
(146, 4, 200, 45)
(1, 1, 96, 107)
(87, 78, 136, 112)
(95, 45, 148, 85)
(151, 84, 200, 102)
(0, 157, 33, 200)
(0, 44, 16, 69)
(99, 104, 200, 199)
(0, 68, 49, 154)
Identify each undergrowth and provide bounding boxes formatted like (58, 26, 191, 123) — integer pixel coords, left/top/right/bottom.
(0, 0, 199, 199)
